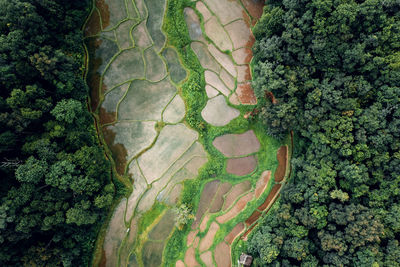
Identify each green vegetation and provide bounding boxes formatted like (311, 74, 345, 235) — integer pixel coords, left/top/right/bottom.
(162, 1, 289, 265)
(0, 0, 114, 265)
(138, 202, 166, 235)
(248, 0, 400, 266)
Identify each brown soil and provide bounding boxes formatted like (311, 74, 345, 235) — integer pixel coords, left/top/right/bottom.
(102, 126, 128, 175)
(274, 146, 288, 182)
(210, 182, 232, 213)
(224, 223, 245, 244)
(192, 180, 220, 229)
(99, 107, 116, 124)
(245, 31, 256, 48)
(236, 83, 257, 105)
(245, 210, 261, 226)
(241, 223, 257, 241)
(187, 230, 199, 246)
(88, 71, 101, 111)
(214, 242, 231, 267)
(217, 191, 254, 223)
(85, 9, 101, 36)
(200, 251, 214, 266)
(241, 0, 265, 20)
(85, 37, 105, 112)
(242, 10, 252, 26)
(226, 155, 257, 176)
(185, 247, 200, 267)
(95, 0, 110, 29)
(212, 130, 260, 158)
(255, 171, 271, 198)
(265, 91, 278, 104)
(87, 71, 106, 112)
(199, 222, 220, 252)
(99, 249, 106, 267)
(258, 184, 281, 211)
(237, 65, 252, 83)
(223, 181, 251, 211)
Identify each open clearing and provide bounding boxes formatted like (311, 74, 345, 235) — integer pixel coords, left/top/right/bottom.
(85, 0, 292, 266)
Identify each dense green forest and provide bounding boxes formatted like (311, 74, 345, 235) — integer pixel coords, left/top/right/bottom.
(248, 0, 400, 266)
(0, 0, 113, 265)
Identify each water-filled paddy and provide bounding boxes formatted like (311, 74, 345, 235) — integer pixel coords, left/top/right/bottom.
(84, 0, 291, 266)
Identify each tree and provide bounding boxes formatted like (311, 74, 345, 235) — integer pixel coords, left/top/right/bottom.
(0, 0, 112, 265)
(173, 204, 194, 229)
(248, 0, 400, 264)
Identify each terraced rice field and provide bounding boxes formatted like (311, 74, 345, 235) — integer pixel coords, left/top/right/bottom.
(84, 0, 292, 266)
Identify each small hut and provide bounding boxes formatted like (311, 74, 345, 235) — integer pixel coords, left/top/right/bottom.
(238, 253, 253, 267)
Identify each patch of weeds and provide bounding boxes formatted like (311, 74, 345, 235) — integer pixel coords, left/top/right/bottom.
(155, 121, 166, 132)
(180, 178, 201, 207)
(163, 223, 190, 266)
(137, 202, 166, 234)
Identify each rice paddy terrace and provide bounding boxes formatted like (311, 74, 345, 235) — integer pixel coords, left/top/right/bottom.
(84, 0, 292, 266)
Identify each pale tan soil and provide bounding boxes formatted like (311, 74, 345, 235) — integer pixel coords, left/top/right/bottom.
(237, 65, 252, 83)
(204, 0, 246, 25)
(255, 170, 271, 198)
(214, 242, 231, 267)
(204, 70, 231, 96)
(232, 47, 253, 65)
(163, 94, 186, 123)
(225, 19, 255, 49)
(217, 191, 254, 223)
(185, 247, 200, 267)
(222, 181, 251, 211)
(204, 16, 233, 51)
(212, 130, 260, 157)
(205, 85, 220, 98)
(187, 229, 199, 247)
(199, 222, 220, 252)
(199, 214, 210, 232)
(200, 251, 214, 266)
(201, 95, 240, 126)
(196, 1, 212, 21)
(176, 260, 186, 267)
(191, 42, 221, 73)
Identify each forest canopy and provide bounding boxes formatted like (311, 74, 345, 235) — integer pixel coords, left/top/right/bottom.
(0, 0, 113, 266)
(248, 0, 400, 266)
